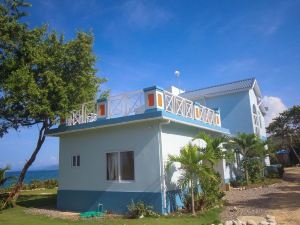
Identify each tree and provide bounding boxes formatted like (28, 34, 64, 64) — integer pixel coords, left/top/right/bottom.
(167, 143, 215, 215)
(267, 106, 300, 164)
(166, 132, 232, 215)
(0, 165, 14, 187)
(194, 132, 234, 167)
(231, 133, 266, 184)
(0, 0, 106, 208)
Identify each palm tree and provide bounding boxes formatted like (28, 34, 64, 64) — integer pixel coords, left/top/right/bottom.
(194, 132, 234, 167)
(231, 133, 266, 184)
(0, 165, 14, 187)
(167, 143, 215, 215)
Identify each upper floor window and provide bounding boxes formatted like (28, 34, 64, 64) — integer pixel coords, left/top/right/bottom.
(106, 151, 134, 181)
(252, 104, 260, 135)
(72, 155, 80, 167)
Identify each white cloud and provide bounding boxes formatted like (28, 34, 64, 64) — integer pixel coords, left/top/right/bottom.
(263, 96, 287, 127)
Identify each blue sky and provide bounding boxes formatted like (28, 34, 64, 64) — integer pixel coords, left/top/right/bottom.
(1, 0, 300, 170)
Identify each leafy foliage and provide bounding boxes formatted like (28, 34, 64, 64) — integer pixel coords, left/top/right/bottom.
(198, 171, 225, 210)
(245, 158, 264, 183)
(23, 179, 58, 190)
(127, 200, 160, 218)
(0, 165, 14, 187)
(230, 133, 267, 184)
(0, 0, 106, 207)
(167, 133, 231, 214)
(267, 105, 300, 164)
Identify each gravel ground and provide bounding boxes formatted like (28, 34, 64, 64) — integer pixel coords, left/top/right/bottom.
(221, 167, 300, 225)
(24, 208, 80, 220)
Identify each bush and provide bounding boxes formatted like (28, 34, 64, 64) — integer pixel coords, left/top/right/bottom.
(265, 164, 284, 178)
(180, 172, 225, 211)
(230, 177, 246, 187)
(246, 158, 264, 183)
(199, 172, 225, 210)
(22, 179, 58, 190)
(127, 200, 159, 218)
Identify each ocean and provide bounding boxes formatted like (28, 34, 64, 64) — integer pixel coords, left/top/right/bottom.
(4, 170, 58, 188)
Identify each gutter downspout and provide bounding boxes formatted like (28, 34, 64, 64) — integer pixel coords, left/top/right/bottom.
(158, 119, 170, 214)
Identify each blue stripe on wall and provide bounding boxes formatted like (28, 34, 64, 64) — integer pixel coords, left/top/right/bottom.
(57, 190, 164, 213)
(166, 190, 184, 213)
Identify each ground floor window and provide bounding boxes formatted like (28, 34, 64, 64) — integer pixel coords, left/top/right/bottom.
(72, 155, 80, 167)
(106, 151, 134, 181)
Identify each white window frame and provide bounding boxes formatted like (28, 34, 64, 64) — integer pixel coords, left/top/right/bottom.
(252, 104, 260, 136)
(105, 150, 135, 183)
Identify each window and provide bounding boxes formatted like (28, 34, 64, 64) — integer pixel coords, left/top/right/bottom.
(72, 155, 80, 167)
(252, 104, 260, 135)
(106, 151, 134, 181)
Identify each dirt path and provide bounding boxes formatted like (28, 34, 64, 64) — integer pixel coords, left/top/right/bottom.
(221, 167, 300, 225)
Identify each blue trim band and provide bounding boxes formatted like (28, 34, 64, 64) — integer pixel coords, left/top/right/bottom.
(145, 108, 163, 113)
(161, 111, 230, 134)
(47, 110, 230, 136)
(47, 111, 164, 135)
(143, 85, 164, 92)
(97, 98, 107, 103)
(57, 190, 164, 213)
(166, 190, 184, 213)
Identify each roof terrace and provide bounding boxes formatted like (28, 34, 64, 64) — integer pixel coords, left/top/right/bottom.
(48, 86, 230, 136)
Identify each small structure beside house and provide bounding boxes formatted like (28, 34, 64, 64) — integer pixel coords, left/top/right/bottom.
(47, 77, 268, 214)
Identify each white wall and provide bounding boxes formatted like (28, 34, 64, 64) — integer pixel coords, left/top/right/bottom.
(59, 121, 162, 192)
(248, 89, 267, 138)
(160, 123, 226, 190)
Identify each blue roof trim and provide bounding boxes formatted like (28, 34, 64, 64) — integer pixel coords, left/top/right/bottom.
(46, 111, 164, 136)
(97, 97, 107, 103)
(161, 111, 230, 135)
(47, 111, 230, 136)
(143, 85, 164, 92)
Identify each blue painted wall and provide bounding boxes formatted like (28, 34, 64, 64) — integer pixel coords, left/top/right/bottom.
(57, 190, 164, 213)
(203, 91, 254, 135)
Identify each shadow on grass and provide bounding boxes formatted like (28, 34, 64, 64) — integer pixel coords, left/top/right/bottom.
(17, 194, 57, 209)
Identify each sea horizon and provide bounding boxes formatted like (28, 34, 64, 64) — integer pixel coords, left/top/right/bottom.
(4, 169, 59, 188)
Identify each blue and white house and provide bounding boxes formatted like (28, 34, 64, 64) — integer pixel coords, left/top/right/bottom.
(47, 78, 268, 214)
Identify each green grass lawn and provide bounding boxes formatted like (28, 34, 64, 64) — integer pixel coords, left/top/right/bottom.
(0, 189, 221, 225)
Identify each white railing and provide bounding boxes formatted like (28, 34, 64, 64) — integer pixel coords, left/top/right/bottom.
(164, 90, 220, 126)
(64, 90, 145, 126)
(164, 91, 193, 119)
(107, 90, 144, 118)
(63, 88, 221, 127)
(66, 102, 97, 126)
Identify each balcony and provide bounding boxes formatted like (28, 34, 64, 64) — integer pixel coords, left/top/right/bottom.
(62, 86, 222, 128)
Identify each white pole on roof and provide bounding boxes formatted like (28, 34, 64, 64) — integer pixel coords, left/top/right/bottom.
(174, 70, 181, 90)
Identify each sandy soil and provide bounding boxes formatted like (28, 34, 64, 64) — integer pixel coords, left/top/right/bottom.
(221, 167, 300, 225)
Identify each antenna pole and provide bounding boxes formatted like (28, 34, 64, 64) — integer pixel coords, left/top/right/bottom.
(175, 70, 181, 89)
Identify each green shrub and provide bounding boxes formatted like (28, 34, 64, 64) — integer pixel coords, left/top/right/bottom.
(199, 172, 225, 210)
(265, 164, 284, 178)
(22, 179, 58, 190)
(180, 172, 225, 211)
(127, 200, 159, 218)
(246, 158, 264, 183)
(230, 177, 246, 187)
